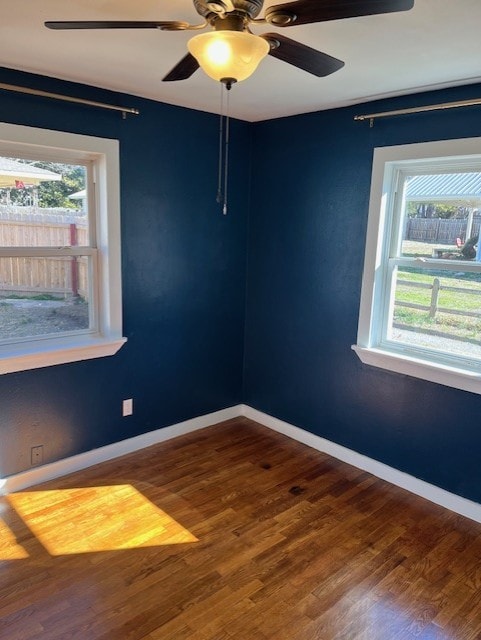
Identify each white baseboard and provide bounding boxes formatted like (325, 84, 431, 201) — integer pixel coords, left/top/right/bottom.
(4, 402, 481, 525)
(240, 405, 481, 524)
(1, 405, 243, 495)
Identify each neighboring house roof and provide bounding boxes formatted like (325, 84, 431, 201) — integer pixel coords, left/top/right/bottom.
(405, 172, 481, 202)
(0, 157, 61, 187)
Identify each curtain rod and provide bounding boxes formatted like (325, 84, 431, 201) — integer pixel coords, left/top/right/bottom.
(0, 82, 140, 118)
(354, 97, 481, 127)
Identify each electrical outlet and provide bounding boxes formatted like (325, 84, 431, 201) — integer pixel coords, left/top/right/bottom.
(31, 445, 44, 466)
(122, 398, 133, 417)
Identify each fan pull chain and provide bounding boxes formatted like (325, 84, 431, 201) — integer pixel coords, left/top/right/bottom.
(216, 80, 234, 215)
(216, 83, 224, 205)
(223, 87, 230, 216)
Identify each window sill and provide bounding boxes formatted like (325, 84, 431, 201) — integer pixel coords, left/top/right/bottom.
(0, 335, 127, 375)
(352, 344, 481, 396)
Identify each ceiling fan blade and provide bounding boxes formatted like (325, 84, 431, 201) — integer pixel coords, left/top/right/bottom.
(262, 33, 344, 77)
(163, 54, 200, 82)
(44, 20, 189, 31)
(265, 0, 414, 27)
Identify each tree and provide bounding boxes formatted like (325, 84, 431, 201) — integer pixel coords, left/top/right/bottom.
(36, 161, 85, 209)
(3, 160, 85, 209)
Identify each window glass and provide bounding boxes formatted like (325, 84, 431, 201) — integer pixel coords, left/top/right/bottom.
(389, 265, 481, 360)
(0, 158, 89, 246)
(0, 256, 91, 341)
(0, 156, 92, 342)
(383, 170, 481, 363)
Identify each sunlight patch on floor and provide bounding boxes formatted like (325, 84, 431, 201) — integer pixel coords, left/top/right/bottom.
(7, 484, 198, 556)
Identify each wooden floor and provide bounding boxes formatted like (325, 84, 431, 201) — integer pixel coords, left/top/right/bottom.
(2, 418, 481, 640)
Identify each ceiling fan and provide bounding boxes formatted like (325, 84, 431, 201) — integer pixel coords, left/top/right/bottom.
(45, 0, 415, 87)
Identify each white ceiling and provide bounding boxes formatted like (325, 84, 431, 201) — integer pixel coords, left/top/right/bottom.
(1, 0, 481, 122)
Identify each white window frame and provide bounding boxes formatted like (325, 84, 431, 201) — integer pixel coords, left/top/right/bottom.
(352, 136, 481, 396)
(0, 122, 126, 375)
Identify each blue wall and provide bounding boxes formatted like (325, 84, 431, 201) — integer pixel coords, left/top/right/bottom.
(0, 67, 250, 477)
(3, 63, 481, 507)
(244, 82, 481, 504)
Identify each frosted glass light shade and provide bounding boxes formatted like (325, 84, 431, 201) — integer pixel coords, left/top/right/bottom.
(187, 31, 269, 82)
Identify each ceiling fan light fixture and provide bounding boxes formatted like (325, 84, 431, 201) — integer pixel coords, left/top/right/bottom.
(187, 30, 269, 83)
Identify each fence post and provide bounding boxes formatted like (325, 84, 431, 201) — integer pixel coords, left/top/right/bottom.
(429, 278, 440, 318)
(69, 223, 79, 297)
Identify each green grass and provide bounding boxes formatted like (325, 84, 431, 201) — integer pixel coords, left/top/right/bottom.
(395, 307, 481, 341)
(402, 240, 459, 258)
(397, 272, 481, 313)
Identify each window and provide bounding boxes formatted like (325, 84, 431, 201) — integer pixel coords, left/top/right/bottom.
(353, 137, 481, 395)
(0, 123, 125, 374)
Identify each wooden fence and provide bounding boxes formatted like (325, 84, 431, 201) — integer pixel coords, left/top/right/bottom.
(395, 277, 481, 345)
(0, 219, 89, 299)
(405, 218, 481, 244)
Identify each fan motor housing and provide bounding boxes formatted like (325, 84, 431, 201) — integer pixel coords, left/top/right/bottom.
(193, 0, 264, 20)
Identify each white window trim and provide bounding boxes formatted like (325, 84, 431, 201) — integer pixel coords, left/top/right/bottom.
(353, 136, 481, 395)
(0, 122, 126, 375)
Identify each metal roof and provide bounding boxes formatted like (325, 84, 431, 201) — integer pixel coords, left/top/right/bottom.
(405, 172, 481, 202)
